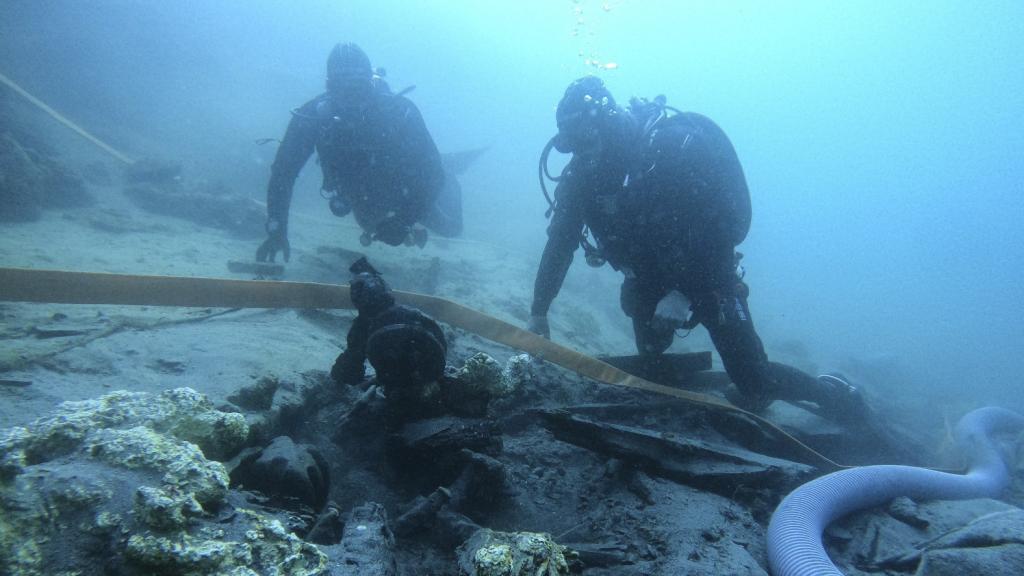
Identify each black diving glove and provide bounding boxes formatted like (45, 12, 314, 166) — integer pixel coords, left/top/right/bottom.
(373, 216, 410, 246)
(256, 218, 290, 263)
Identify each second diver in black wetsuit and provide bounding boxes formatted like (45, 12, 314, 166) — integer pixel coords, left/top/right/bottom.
(529, 76, 868, 424)
(256, 43, 462, 263)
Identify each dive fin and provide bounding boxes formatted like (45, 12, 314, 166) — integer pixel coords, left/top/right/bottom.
(441, 147, 489, 176)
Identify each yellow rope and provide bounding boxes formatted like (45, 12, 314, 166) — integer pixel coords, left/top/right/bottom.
(0, 71, 135, 165)
(0, 266, 843, 470)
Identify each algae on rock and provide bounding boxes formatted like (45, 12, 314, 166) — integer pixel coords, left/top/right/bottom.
(0, 387, 328, 576)
(10, 387, 249, 466)
(125, 510, 326, 576)
(455, 353, 514, 398)
(457, 529, 573, 576)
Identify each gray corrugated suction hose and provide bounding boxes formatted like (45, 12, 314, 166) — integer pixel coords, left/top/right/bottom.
(767, 407, 1024, 576)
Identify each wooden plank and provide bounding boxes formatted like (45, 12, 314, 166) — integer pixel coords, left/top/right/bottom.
(539, 410, 813, 497)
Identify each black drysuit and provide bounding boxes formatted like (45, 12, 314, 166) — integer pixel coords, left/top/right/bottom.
(532, 111, 828, 409)
(331, 296, 447, 389)
(330, 277, 454, 426)
(266, 89, 457, 241)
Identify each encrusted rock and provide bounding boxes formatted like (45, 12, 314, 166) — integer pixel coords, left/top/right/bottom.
(0, 388, 328, 576)
(125, 510, 327, 575)
(455, 353, 513, 398)
(157, 388, 250, 461)
(0, 426, 31, 480)
(85, 426, 229, 505)
(502, 354, 537, 390)
(457, 529, 572, 576)
(134, 485, 204, 530)
(7, 388, 248, 465)
(126, 533, 231, 572)
(335, 502, 397, 575)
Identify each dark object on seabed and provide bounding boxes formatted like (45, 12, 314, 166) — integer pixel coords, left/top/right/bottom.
(561, 542, 637, 568)
(538, 409, 814, 498)
(0, 131, 91, 222)
(334, 502, 398, 576)
(306, 501, 345, 545)
(316, 245, 367, 269)
(122, 158, 182, 185)
(229, 436, 331, 512)
(393, 486, 451, 537)
(227, 260, 286, 277)
(600, 352, 713, 388)
(394, 417, 503, 458)
(124, 181, 265, 239)
(29, 324, 96, 339)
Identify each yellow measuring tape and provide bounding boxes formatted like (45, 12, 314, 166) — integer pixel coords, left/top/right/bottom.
(0, 266, 843, 470)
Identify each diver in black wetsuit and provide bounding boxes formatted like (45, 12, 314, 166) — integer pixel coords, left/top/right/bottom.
(256, 43, 462, 262)
(529, 76, 866, 423)
(331, 258, 448, 423)
(330, 259, 504, 540)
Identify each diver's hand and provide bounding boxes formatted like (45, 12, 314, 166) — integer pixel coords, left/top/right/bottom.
(256, 235, 290, 263)
(256, 219, 290, 263)
(527, 314, 550, 339)
(651, 290, 691, 332)
(373, 217, 410, 246)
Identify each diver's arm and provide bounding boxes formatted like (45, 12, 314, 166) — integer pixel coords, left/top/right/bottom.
(331, 317, 369, 385)
(531, 202, 583, 316)
(266, 103, 319, 233)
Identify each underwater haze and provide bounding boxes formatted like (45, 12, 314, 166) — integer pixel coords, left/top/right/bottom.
(2, 0, 1022, 411)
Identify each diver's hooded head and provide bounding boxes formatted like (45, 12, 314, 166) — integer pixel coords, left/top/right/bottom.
(326, 42, 374, 100)
(553, 76, 627, 158)
(349, 272, 394, 313)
